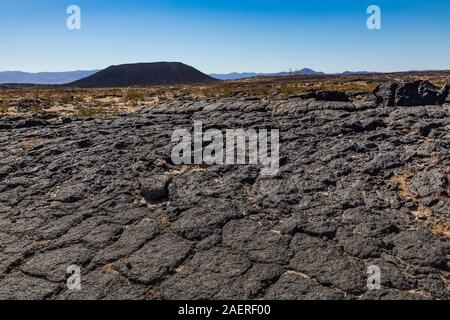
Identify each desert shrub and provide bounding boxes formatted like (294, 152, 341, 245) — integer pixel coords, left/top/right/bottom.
(253, 84, 272, 98)
(75, 105, 106, 118)
(0, 102, 10, 113)
(59, 93, 73, 104)
(74, 103, 121, 118)
(30, 103, 44, 113)
(125, 89, 147, 101)
(219, 84, 234, 97)
(280, 84, 299, 98)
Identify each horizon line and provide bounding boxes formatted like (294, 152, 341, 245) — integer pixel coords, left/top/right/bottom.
(1, 64, 450, 75)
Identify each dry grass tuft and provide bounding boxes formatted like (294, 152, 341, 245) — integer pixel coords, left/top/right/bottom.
(125, 89, 148, 101)
(29, 103, 45, 114)
(59, 93, 73, 104)
(74, 105, 108, 118)
(390, 172, 414, 200)
(103, 263, 120, 276)
(432, 222, 450, 238)
(412, 207, 433, 220)
(0, 102, 10, 113)
(38, 240, 51, 246)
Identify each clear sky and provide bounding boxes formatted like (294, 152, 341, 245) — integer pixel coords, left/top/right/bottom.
(1, 0, 449, 73)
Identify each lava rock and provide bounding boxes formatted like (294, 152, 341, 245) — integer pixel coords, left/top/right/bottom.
(395, 80, 441, 106)
(114, 233, 192, 284)
(59, 268, 147, 300)
(54, 183, 86, 203)
(374, 80, 449, 106)
(389, 230, 449, 269)
(14, 118, 48, 128)
(159, 248, 254, 299)
(17, 99, 35, 113)
(302, 91, 350, 102)
(172, 205, 241, 240)
(222, 219, 292, 264)
(373, 82, 397, 106)
(0, 272, 60, 300)
(440, 84, 450, 103)
(264, 272, 345, 300)
(1, 91, 449, 300)
(289, 234, 366, 294)
(409, 168, 447, 198)
(34, 111, 58, 120)
(20, 244, 95, 282)
(139, 175, 172, 202)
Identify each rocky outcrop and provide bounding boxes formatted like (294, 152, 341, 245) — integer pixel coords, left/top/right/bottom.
(0, 92, 449, 300)
(441, 84, 450, 103)
(396, 80, 442, 106)
(301, 90, 350, 102)
(374, 80, 449, 107)
(373, 82, 397, 106)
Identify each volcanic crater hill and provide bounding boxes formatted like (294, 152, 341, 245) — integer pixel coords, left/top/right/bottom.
(0, 80, 449, 300)
(68, 62, 217, 88)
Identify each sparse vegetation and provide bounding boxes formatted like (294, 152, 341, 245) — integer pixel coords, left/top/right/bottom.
(29, 102, 44, 114)
(74, 105, 108, 118)
(432, 222, 450, 238)
(59, 93, 73, 104)
(0, 101, 10, 113)
(0, 71, 448, 118)
(125, 89, 148, 101)
(0, 72, 449, 300)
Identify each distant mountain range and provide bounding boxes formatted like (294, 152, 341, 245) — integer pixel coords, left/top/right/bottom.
(210, 68, 326, 80)
(210, 69, 377, 80)
(341, 71, 375, 75)
(0, 65, 376, 85)
(0, 70, 99, 84)
(68, 62, 217, 88)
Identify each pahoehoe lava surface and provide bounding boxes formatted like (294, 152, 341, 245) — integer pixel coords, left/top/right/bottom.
(0, 89, 449, 299)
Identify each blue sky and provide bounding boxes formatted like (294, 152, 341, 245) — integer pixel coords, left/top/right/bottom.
(1, 0, 449, 73)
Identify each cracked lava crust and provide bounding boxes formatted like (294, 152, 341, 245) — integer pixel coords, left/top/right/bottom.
(0, 82, 449, 300)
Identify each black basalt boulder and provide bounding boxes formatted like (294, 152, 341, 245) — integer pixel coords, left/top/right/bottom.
(373, 80, 447, 107)
(440, 84, 449, 104)
(139, 175, 172, 202)
(301, 90, 350, 102)
(373, 82, 397, 107)
(395, 80, 441, 106)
